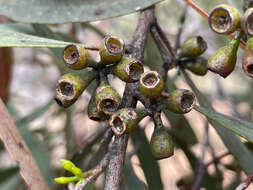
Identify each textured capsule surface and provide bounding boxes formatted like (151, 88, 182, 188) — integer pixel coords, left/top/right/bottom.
(209, 4, 240, 34)
(242, 8, 253, 36)
(242, 50, 253, 78)
(99, 35, 125, 65)
(63, 44, 88, 70)
(150, 127, 174, 160)
(111, 57, 144, 82)
(182, 57, 208, 76)
(181, 36, 207, 57)
(139, 71, 164, 99)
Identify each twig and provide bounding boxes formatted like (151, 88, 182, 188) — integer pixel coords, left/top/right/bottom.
(174, 4, 188, 53)
(191, 121, 209, 190)
(74, 151, 111, 190)
(0, 99, 50, 190)
(150, 24, 174, 81)
(236, 172, 253, 190)
(153, 21, 175, 57)
(205, 152, 231, 168)
(104, 7, 155, 190)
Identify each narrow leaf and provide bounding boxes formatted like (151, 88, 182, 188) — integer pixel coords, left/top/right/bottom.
(182, 70, 253, 174)
(194, 105, 253, 143)
(0, 0, 164, 23)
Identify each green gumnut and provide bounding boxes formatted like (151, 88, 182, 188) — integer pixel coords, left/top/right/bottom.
(182, 57, 208, 76)
(150, 117, 174, 160)
(99, 35, 125, 65)
(60, 159, 83, 176)
(181, 36, 207, 58)
(55, 69, 97, 108)
(108, 57, 144, 82)
(163, 89, 195, 114)
(54, 176, 79, 184)
(109, 108, 150, 135)
(207, 32, 242, 78)
(139, 71, 164, 99)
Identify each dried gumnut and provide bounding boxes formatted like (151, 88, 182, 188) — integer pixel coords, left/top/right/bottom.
(99, 35, 125, 65)
(139, 71, 164, 99)
(209, 4, 240, 35)
(181, 36, 207, 57)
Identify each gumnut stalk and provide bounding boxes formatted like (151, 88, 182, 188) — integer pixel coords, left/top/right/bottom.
(99, 35, 125, 65)
(180, 57, 208, 76)
(181, 36, 207, 57)
(150, 113, 174, 160)
(107, 57, 144, 82)
(242, 38, 253, 78)
(139, 71, 164, 99)
(161, 89, 195, 114)
(55, 70, 96, 108)
(63, 44, 91, 70)
(109, 108, 150, 135)
(209, 4, 241, 35)
(207, 32, 242, 78)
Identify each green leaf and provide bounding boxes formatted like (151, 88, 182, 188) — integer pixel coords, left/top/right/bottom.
(131, 127, 163, 190)
(182, 70, 253, 175)
(0, 0, 164, 24)
(194, 105, 253, 143)
(0, 24, 72, 48)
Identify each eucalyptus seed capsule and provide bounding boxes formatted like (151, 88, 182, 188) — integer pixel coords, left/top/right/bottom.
(94, 78, 121, 116)
(55, 70, 96, 108)
(181, 57, 208, 76)
(163, 89, 195, 114)
(150, 116, 174, 160)
(208, 32, 242, 78)
(209, 4, 241, 35)
(108, 57, 144, 82)
(139, 71, 164, 99)
(63, 44, 90, 70)
(99, 35, 125, 65)
(242, 49, 253, 78)
(181, 36, 207, 57)
(242, 8, 253, 36)
(109, 108, 150, 135)
(60, 159, 83, 177)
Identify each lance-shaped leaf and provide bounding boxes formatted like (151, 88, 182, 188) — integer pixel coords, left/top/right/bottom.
(194, 105, 253, 143)
(0, 0, 164, 24)
(182, 70, 253, 175)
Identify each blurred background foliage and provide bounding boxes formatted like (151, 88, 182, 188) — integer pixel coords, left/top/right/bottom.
(0, 0, 253, 189)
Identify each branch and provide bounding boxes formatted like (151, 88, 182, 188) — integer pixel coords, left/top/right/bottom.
(236, 172, 253, 190)
(0, 99, 50, 190)
(104, 6, 155, 190)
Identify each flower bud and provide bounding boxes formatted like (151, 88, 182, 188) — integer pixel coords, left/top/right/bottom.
(55, 70, 96, 108)
(163, 89, 195, 114)
(209, 4, 241, 35)
(180, 57, 208, 76)
(150, 116, 174, 160)
(181, 36, 207, 57)
(54, 176, 79, 184)
(108, 57, 144, 82)
(99, 35, 125, 65)
(63, 44, 90, 70)
(60, 159, 83, 177)
(242, 8, 253, 36)
(139, 71, 164, 99)
(109, 108, 150, 135)
(208, 32, 242, 78)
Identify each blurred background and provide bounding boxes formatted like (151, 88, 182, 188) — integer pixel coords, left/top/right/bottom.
(1, 0, 253, 189)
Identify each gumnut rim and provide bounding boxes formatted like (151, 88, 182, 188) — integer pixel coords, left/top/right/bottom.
(109, 115, 126, 136)
(104, 36, 125, 55)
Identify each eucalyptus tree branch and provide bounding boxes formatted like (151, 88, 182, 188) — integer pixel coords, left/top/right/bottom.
(104, 6, 155, 190)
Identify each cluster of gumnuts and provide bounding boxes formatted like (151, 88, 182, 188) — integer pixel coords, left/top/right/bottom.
(54, 34, 198, 168)
(206, 2, 253, 78)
